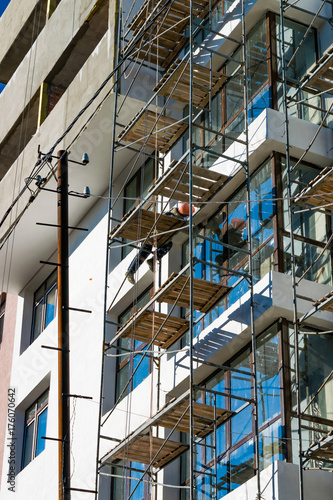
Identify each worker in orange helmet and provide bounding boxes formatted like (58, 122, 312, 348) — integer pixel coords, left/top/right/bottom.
(126, 202, 194, 284)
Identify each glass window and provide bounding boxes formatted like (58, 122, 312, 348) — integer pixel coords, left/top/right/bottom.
(283, 236, 332, 285)
(257, 325, 280, 427)
(291, 417, 333, 469)
(31, 270, 57, 343)
(229, 439, 254, 491)
(112, 461, 150, 499)
(282, 159, 327, 243)
(225, 17, 269, 133)
(282, 158, 332, 286)
(289, 327, 333, 420)
(259, 419, 284, 471)
(230, 349, 252, 446)
(277, 83, 322, 125)
(0, 294, 5, 344)
(182, 324, 284, 497)
(122, 159, 155, 258)
(22, 391, 48, 469)
(115, 289, 152, 401)
(276, 17, 316, 82)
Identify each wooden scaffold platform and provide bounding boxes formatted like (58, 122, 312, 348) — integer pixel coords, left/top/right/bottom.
(101, 390, 234, 469)
(125, 0, 219, 68)
(117, 109, 188, 154)
(153, 60, 228, 108)
(295, 166, 333, 207)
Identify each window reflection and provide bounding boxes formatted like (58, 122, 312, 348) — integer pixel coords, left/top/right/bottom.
(116, 289, 152, 401)
(259, 419, 284, 470)
(181, 324, 284, 497)
(257, 325, 281, 427)
(289, 327, 333, 420)
(283, 236, 332, 286)
(229, 440, 255, 490)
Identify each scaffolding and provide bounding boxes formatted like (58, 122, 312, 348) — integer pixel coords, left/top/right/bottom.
(95, 1, 333, 499)
(280, 1, 333, 499)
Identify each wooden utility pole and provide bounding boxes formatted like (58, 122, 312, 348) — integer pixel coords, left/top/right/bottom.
(57, 150, 71, 500)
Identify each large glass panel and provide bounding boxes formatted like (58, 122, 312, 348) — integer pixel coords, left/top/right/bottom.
(230, 349, 252, 445)
(124, 175, 137, 214)
(216, 457, 229, 498)
(116, 363, 130, 400)
(112, 462, 149, 499)
(229, 439, 254, 490)
(206, 371, 227, 456)
(283, 236, 332, 285)
(225, 17, 269, 134)
(250, 160, 274, 248)
(247, 18, 268, 100)
(204, 93, 222, 150)
(32, 298, 44, 341)
(277, 83, 322, 125)
(259, 419, 284, 470)
(22, 423, 34, 469)
(36, 408, 48, 456)
(291, 417, 333, 468)
(276, 17, 316, 81)
(282, 159, 327, 243)
(141, 159, 155, 202)
(227, 186, 248, 270)
(132, 350, 150, 391)
(45, 284, 56, 328)
(257, 325, 280, 427)
(252, 239, 275, 280)
(290, 327, 333, 420)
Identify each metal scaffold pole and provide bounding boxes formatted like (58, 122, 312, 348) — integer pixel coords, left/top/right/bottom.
(189, 2, 195, 499)
(241, 1, 261, 498)
(279, 2, 304, 499)
(95, 0, 121, 497)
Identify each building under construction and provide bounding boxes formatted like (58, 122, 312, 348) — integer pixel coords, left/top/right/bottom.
(0, 0, 333, 499)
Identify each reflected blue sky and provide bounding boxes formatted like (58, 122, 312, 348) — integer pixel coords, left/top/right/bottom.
(0, 0, 10, 16)
(0, 0, 11, 92)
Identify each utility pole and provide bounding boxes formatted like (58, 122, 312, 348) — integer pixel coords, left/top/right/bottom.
(57, 150, 71, 500)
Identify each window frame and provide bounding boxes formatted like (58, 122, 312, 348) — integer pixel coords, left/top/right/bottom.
(115, 287, 154, 401)
(31, 270, 57, 344)
(21, 390, 49, 470)
(180, 322, 285, 497)
(122, 158, 156, 259)
(0, 293, 6, 344)
(275, 153, 332, 285)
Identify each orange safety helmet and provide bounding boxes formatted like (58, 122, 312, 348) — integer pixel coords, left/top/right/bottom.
(177, 203, 195, 216)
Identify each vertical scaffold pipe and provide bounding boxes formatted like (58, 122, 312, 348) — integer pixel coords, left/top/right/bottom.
(94, 0, 121, 498)
(279, 2, 304, 499)
(241, 1, 261, 499)
(189, 1, 195, 499)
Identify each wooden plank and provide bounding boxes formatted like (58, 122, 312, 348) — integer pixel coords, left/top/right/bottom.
(118, 110, 188, 154)
(109, 208, 185, 246)
(155, 399, 234, 439)
(153, 60, 227, 107)
(154, 274, 230, 312)
(109, 435, 188, 468)
(295, 167, 333, 207)
(116, 309, 189, 349)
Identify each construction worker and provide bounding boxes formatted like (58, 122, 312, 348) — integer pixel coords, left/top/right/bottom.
(213, 217, 247, 273)
(125, 203, 194, 284)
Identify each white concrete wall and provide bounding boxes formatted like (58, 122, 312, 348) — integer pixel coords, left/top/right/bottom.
(0, 0, 42, 65)
(0, 196, 108, 499)
(223, 460, 333, 500)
